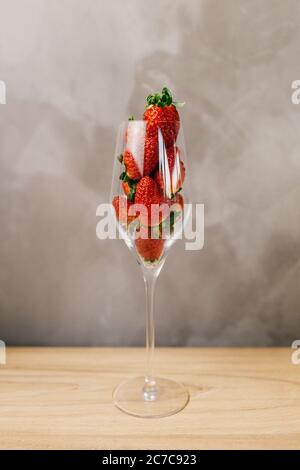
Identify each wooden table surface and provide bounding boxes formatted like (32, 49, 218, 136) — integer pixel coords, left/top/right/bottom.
(0, 347, 299, 450)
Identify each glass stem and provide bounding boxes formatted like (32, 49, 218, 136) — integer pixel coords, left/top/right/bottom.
(142, 268, 159, 401)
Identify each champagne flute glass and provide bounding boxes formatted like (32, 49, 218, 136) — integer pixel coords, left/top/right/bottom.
(110, 119, 191, 418)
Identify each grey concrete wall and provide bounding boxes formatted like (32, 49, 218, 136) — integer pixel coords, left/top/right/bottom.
(0, 0, 299, 345)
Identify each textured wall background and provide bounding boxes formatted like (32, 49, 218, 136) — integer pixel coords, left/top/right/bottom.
(0, 0, 300, 346)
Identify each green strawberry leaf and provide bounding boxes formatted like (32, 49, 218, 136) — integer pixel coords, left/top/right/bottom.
(127, 186, 136, 202)
(123, 174, 138, 186)
(146, 87, 183, 109)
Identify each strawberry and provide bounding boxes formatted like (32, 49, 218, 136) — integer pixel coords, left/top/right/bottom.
(135, 176, 159, 204)
(124, 121, 158, 179)
(135, 228, 164, 262)
(134, 176, 169, 226)
(134, 176, 161, 226)
(123, 149, 142, 180)
(112, 196, 136, 225)
(155, 146, 186, 196)
(143, 135, 159, 175)
(143, 87, 183, 147)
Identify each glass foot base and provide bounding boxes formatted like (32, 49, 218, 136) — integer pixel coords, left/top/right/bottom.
(113, 376, 189, 418)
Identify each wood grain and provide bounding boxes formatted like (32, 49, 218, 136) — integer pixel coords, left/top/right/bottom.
(0, 347, 299, 450)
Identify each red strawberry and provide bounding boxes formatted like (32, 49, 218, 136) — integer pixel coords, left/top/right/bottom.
(134, 176, 169, 226)
(112, 196, 136, 225)
(143, 87, 181, 147)
(155, 145, 186, 196)
(124, 122, 158, 179)
(123, 150, 141, 180)
(135, 228, 164, 262)
(144, 135, 158, 175)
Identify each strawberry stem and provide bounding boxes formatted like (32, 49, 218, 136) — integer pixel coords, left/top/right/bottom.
(146, 87, 184, 108)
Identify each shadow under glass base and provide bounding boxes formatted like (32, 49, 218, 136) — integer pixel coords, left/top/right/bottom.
(113, 376, 189, 418)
